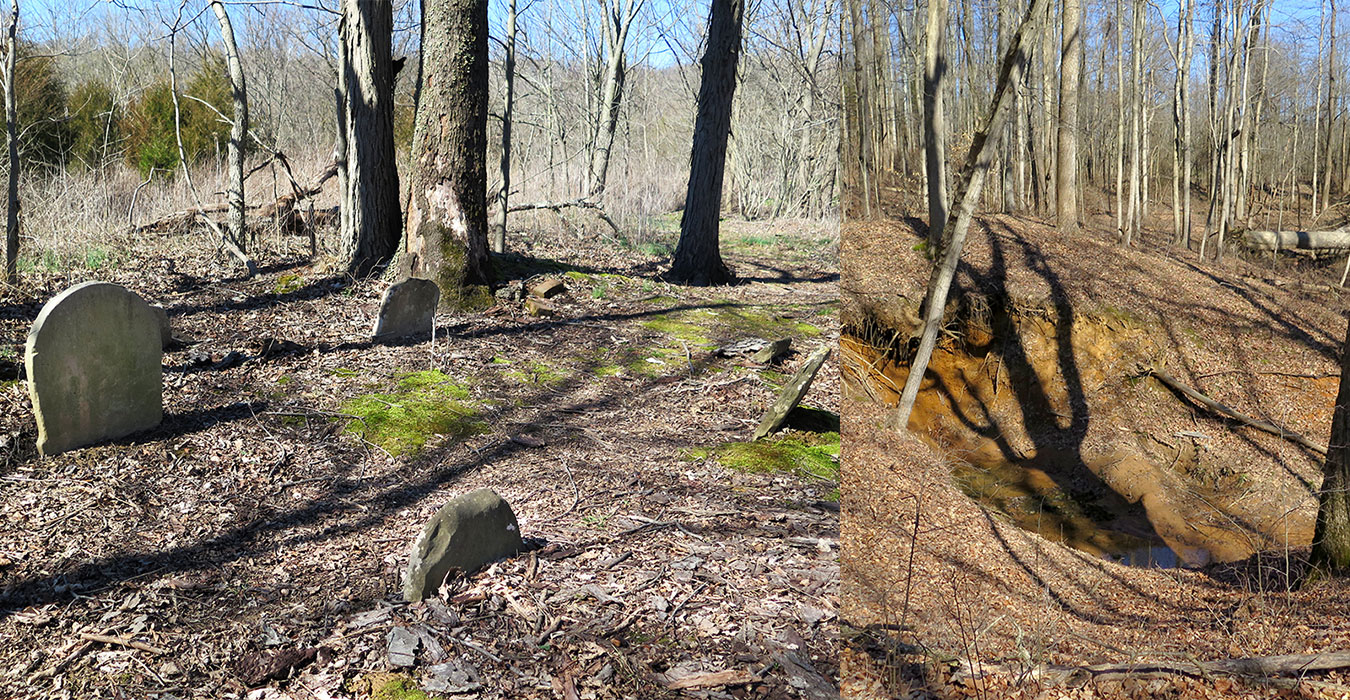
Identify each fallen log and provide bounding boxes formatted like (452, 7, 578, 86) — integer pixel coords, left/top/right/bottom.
(1242, 229, 1350, 251)
(132, 158, 338, 236)
(952, 651, 1350, 686)
(1141, 365, 1327, 456)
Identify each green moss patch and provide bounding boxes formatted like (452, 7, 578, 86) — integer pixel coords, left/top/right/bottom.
(641, 303, 823, 351)
(339, 370, 484, 457)
(692, 432, 839, 481)
(275, 273, 304, 295)
(504, 360, 569, 385)
(357, 673, 431, 700)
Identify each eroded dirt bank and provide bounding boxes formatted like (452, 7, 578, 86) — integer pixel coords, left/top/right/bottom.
(844, 297, 1313, 567)
(841, 212, 1350, 698)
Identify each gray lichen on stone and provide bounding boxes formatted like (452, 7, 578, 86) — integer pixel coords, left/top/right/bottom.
(26, 281, 163, 456)
(402, 488, 523, 602)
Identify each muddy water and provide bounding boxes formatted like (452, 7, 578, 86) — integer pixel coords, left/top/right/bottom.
(843, 313, 1309, 569)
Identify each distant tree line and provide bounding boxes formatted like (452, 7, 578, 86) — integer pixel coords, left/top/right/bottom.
(8, 47, 238, 177)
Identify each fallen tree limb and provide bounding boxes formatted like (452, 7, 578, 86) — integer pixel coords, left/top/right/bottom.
(1140, 366, 1327, 456)
(951, 651, 1350, 686)
(132, 158, 338, 237)
(1079, 651, 1350, 681)
(77, 632, 168, 655)
(507, 197, 620, 234)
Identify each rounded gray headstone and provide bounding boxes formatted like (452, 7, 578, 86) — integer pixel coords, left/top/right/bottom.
(373, 278, 441, 341)
(403, 488, 523, 602)
(26, 282, 163, 456)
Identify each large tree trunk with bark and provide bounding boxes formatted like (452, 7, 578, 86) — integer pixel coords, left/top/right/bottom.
(1056, 0, 1082, 232)
(339, 0, 401, 278)
(211, 1, 248, 254)
(665, 0, 744, 287)
(1314, 315, 1350, 570)
(402, 0, 493, 308)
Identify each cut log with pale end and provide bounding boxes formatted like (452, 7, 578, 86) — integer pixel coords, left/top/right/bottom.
(1242, 229, 1350, 251)
(753, 342, 831, 439)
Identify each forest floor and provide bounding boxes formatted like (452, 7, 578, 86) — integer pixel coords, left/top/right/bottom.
(841, 186, 1350, 700)
(0, 216, 840, 700)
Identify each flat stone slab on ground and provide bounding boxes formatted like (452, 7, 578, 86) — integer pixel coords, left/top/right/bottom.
(26, 281, 163, 456)
(373, 278, 440, 341)
(403, 488, 524, 602)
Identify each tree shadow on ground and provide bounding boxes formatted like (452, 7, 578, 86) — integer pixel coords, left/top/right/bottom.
(0, 304, 830, 624)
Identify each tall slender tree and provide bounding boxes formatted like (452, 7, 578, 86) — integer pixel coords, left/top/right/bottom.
(923, 0, 948, 246)
(1056, 0, 1082, 232)
(1, 0, 15, 284)
(896, 0, 1046, 428)
(210, 1, 247, 256)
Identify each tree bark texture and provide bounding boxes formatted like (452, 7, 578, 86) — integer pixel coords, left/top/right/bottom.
(666, 0, 744, 286)
(493, 0, 517, 254)
(210, 1, 248, 253)
(923, 0, 948, 246)
(1056, 0, 1082, 232)
(2, 0, 15, 284)
(339, 0, 402, 278)
(1315, 316, 1350, 570)
(402, 0, 493, 307)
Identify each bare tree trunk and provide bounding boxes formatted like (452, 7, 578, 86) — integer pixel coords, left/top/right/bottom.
(339, 0, 401, 277)
(1056, 0, 1082, 232)
(166, 12, 254, 276)
(210, 1, 248, 253)
(666, 0, 743, 286)
(1200, 1, 1222, 260)
(1114, 0, 1125, 240)
(493, 0, 517, 254)
(402, 0, 493, 307)
(923, 0, 948, 246)
(896, 0, 1046, 429)
(1327, 0, 1339, 210)
(1124, 0, 1143, 246)
(1, 0, 15, 284)
(1314, 314, 1350, 571)
(1316, 0, 1327, 220)
(1182, 0, 1193, 246)
(586, 0, 641, 199)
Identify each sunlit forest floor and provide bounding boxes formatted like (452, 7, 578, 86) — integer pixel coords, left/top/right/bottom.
(0, 214, 840, 699)
(841, 183, 1350, 699)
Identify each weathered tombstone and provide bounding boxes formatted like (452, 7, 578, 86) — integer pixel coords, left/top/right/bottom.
(26, 281, 163, 456)
(372, 278, 440, 341)
(752, 342, 832, 440)
(403, 488, 523, 602)
(150, 305, 173, 349)
(751, 338, 792, 364)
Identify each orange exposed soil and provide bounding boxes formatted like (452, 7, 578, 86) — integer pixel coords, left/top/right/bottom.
(841, 209, 1350, 698)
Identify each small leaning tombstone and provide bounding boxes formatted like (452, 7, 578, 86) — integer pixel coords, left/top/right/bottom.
(26, 281, 163, 456)
(403, 488, 523, 602)
(373, 277, 441, 341)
